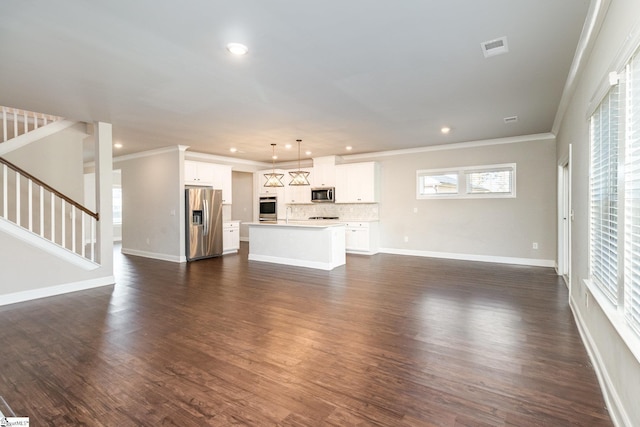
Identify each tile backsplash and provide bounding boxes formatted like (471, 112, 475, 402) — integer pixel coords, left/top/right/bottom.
(286, 203, 379, 221)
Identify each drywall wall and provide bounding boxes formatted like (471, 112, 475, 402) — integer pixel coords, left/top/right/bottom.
(555, 0, 640, 424)
(231, 171, 254, 240)
(118, 147, 183, 261)
(0, 230, 112, 295)
(4, 123, 86, 201)
(371, 137, 556, 265)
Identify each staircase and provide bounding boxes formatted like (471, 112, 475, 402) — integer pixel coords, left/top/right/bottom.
(0, 106, 100, 269)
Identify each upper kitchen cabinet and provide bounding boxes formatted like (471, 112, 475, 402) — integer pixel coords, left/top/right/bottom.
(284, 168, 312, 204)
(335, 162, 380, 203)
(210, 163, 232, 204)
(184, 160, 214, 186)
(257, 169, 287, 196)
(311, 156, 337, 187)
(185, 161, 232, 204)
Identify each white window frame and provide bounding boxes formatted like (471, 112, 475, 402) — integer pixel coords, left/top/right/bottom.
(416, 163, 516, 200)
(416, 168, 459, 198)
(586, 41, 640, 363)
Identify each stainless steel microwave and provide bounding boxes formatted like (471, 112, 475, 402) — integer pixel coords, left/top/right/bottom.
(311, 187, 335, 203)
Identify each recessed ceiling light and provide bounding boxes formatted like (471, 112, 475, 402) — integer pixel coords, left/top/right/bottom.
(226, 43, 248, 55)
(346, 146, 353, 151)
(305, 150, 312, 156)
(285, 144, 292, 149)
(230, 147, 237, 153)
(441, 127, 451, 134)
(114, 143, 123, 149)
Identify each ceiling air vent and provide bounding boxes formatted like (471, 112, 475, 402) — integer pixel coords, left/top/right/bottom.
(481, 36, 509, 58)
(504, 115, 518, 124)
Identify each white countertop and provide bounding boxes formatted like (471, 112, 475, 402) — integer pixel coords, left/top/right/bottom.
(248, 220, 345, 228)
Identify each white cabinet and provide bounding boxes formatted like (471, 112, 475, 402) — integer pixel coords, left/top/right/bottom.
(185, 161, 232, 204)
(257, 169, 287, 219)
(311, 158, 336, 187)
(223, 221, 240, 254)
(312, 165, 335, 187)
(284, 168, 312, 204)
(210, 164, 232, 204)
(335, 162, 379, 203)
(343, 221, 379, 255)
(184, 160, 214, 186)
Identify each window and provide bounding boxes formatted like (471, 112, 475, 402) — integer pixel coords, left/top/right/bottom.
(625, 50, 640, 335)
(589, 47, 640, 338)
(112, 186, 122, 225)
(417, 164, 515, 199)
(417, 171, 458, 195)
(590, 85, 620, 302)
(466, 167, 514, 194)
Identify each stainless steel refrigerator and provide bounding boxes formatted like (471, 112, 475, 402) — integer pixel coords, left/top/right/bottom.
(185, 187, 223, 261)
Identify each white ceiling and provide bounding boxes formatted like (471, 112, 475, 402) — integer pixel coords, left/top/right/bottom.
(0, 0, 590, 163)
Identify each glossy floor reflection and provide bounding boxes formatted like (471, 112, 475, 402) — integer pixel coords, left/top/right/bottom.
(0, 243, 612, 426)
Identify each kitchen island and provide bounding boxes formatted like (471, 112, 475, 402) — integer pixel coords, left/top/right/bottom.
(248, 221, 346, 270)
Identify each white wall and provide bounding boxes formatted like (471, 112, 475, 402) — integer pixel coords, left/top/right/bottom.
(555, 0, 640, 425)
(231, 171, 254, 240)
(351, 136, 557, 265)
(118, 147, 184, 262)
(5, 123, 87, 201)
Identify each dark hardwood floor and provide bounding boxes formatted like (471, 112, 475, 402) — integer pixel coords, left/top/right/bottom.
(0, 243, 612, 426)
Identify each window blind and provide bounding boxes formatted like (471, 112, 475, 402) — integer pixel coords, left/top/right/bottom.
(590, 85, 620, 303)
(625, 52, 640, 333)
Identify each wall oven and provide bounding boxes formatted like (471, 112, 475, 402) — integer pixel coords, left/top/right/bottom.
(259, 196, 277, 221)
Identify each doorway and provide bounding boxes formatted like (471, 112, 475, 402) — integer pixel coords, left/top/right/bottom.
(557, 145, 572, 292)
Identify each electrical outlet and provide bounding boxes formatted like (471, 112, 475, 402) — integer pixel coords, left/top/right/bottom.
(413, 207, 418, 213)
(404, 236, 409, 243)
(532, 242, 538, 249)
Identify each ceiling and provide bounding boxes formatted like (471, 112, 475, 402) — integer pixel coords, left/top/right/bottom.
(0, 0, 590, 163)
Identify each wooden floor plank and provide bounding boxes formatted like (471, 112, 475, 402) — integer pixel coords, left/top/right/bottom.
(0, 243, 611, 426)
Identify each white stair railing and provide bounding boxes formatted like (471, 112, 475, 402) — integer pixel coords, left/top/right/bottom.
(0, 157, 99, 263)
(1, 106, 62, 143)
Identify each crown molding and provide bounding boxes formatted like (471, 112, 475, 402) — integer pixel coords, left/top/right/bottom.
(341, 133, 555, 161)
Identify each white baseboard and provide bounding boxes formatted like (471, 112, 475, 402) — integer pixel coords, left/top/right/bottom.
(0, 276, 115, 307)
(378, 247, 555, 267)
(569, 296, 631, 427)
(121, 247, 185, 263)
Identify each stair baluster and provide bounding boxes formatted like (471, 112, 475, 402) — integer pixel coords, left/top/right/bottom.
(0, 157, 99, 264)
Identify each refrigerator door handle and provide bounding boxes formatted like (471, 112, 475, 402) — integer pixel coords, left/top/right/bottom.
(203, 198, 209, 236)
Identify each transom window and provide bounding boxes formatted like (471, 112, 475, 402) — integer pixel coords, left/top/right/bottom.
(417, 164, 516, 199)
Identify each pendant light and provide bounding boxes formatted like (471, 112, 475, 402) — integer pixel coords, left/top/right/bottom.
(264, 143, 284, 187)
(289, 139, 310, 186)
